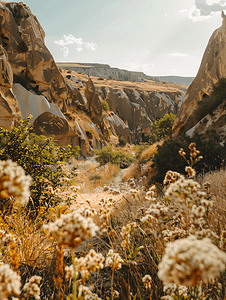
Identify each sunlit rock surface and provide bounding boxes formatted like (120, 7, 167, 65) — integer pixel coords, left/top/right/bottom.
(0, 1, 108, 155)
(172, 12, 226, 142)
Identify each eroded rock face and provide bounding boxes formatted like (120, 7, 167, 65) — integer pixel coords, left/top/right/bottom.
(84, 78, 109, 140)
(62, 70, 185, 143)
(0, 44, 21, 128)
(0, 1, 186, 153)
(0, 1, 108, 155)
(172, 13, 226, 141)
(99, 86, 182, 142)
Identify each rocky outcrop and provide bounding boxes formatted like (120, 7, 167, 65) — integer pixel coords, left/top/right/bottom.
(172, 13, 226, 142)
(99, 86, 184, 142)
(0, 1, 187, 153)
(0, 1, 109, 155)
(84, 78, 109, 140)
(62, 70, 186, 143)
(57, 63, 194, 86)
(57, 63, 151, 82)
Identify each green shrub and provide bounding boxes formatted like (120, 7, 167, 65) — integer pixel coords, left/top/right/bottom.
(0, 118, 79, 209)
(101, 100, 109, 111)
(149, 113, 176, 145)
(151, 130, 226, 183)
(134, 142, 150, 158)
(85, 130, 93, 139)
(95, 145, 134, 166)
(98, 77, 104, 80)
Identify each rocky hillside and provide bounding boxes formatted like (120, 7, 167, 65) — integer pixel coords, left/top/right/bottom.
(172, 12, 226, 142)
(57, 62, 194, 86)
(0, 1, 187, 156)
(60, 69, 186, 142)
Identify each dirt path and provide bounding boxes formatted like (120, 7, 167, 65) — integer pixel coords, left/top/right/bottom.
(70, 191, 123, 210)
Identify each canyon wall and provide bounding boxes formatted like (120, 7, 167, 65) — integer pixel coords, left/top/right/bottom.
(172, 12, 226, 142)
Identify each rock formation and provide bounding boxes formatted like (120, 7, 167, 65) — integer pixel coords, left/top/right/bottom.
(57, 63, 194, 86)
(0, 1, 187, 154)
(0, 1, 108, 155)
(62, 70, 185, 143)
(172, 13, 226, 142)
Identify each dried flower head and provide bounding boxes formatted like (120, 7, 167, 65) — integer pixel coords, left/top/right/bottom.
(105, 249, 124, 270)
(158, 236, 226, 286)
(163, 171, 184, 186)
(0, 160, 32, 204)
(163, 283, 188, 297)
(179, 148, 186, 158)
(77, 285, 102, 300)
(23, 275, 42, 300)
(145, 185, 157, 202)
(142, 274, 152, 290)
(43, 211, 98, 248)
(165, 177, 205, 204)
(65, 249, 104, 282)
(0, 263, 21, 299)
(185, 166, 196, 177)
(120, 222, 137, 251)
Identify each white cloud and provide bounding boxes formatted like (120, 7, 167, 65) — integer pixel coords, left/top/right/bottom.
(179, 9, 188, 13)
(189, 0, 226, 21)
(124, 61, 154, 73)
(54, 34, 97, 56)
(170, 52, 188, 57)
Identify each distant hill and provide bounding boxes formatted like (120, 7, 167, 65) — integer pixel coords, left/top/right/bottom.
(56, 62, 194, 86)
(153, 76, 194, 86)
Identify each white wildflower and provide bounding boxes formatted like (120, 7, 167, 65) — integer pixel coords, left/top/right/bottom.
(0, 263, 21, 299)
(65, 249, 104, 281)
(163, 170, 183, 186)
(77, 285, 102, 300)
(120, 222, 137, 250)
(162, 228, 188, 243)
(191, 205, 206, 218)
(163, 283, 188, 297)
(185, 166, 196, 177)
(165, 177, 204, 204)
(43, 211, 98, 248)
(0, 160, 32, 204)
(158, 235, 226, 286)
(105, 249, 124, 270)
(142, 274, 152, 289)
(23, 275, 42, 300)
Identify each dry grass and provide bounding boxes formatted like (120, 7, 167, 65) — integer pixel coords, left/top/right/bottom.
(1, 152, 226, 299)
(123, 141, 162, 183)
(0, 203, 56, 269)
(72, 160, 120, 192)
(198, 169, 226, 234)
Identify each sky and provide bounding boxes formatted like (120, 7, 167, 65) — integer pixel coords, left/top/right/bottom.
(5, 0, 226, 77)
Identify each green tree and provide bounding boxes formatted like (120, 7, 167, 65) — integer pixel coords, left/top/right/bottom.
(149, 113, 176, 145)
(0, 118, 80, 209)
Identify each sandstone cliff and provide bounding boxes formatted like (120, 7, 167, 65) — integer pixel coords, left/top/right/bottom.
(57, 62, 194, 86)
(61, 69, 186, 143)
(172, 12, 226, 142)
(0, 1, 187, 154)
(0, 1, 109, 155)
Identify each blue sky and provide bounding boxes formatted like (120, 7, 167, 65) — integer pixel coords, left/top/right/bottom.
(5, 0, 226, 76)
